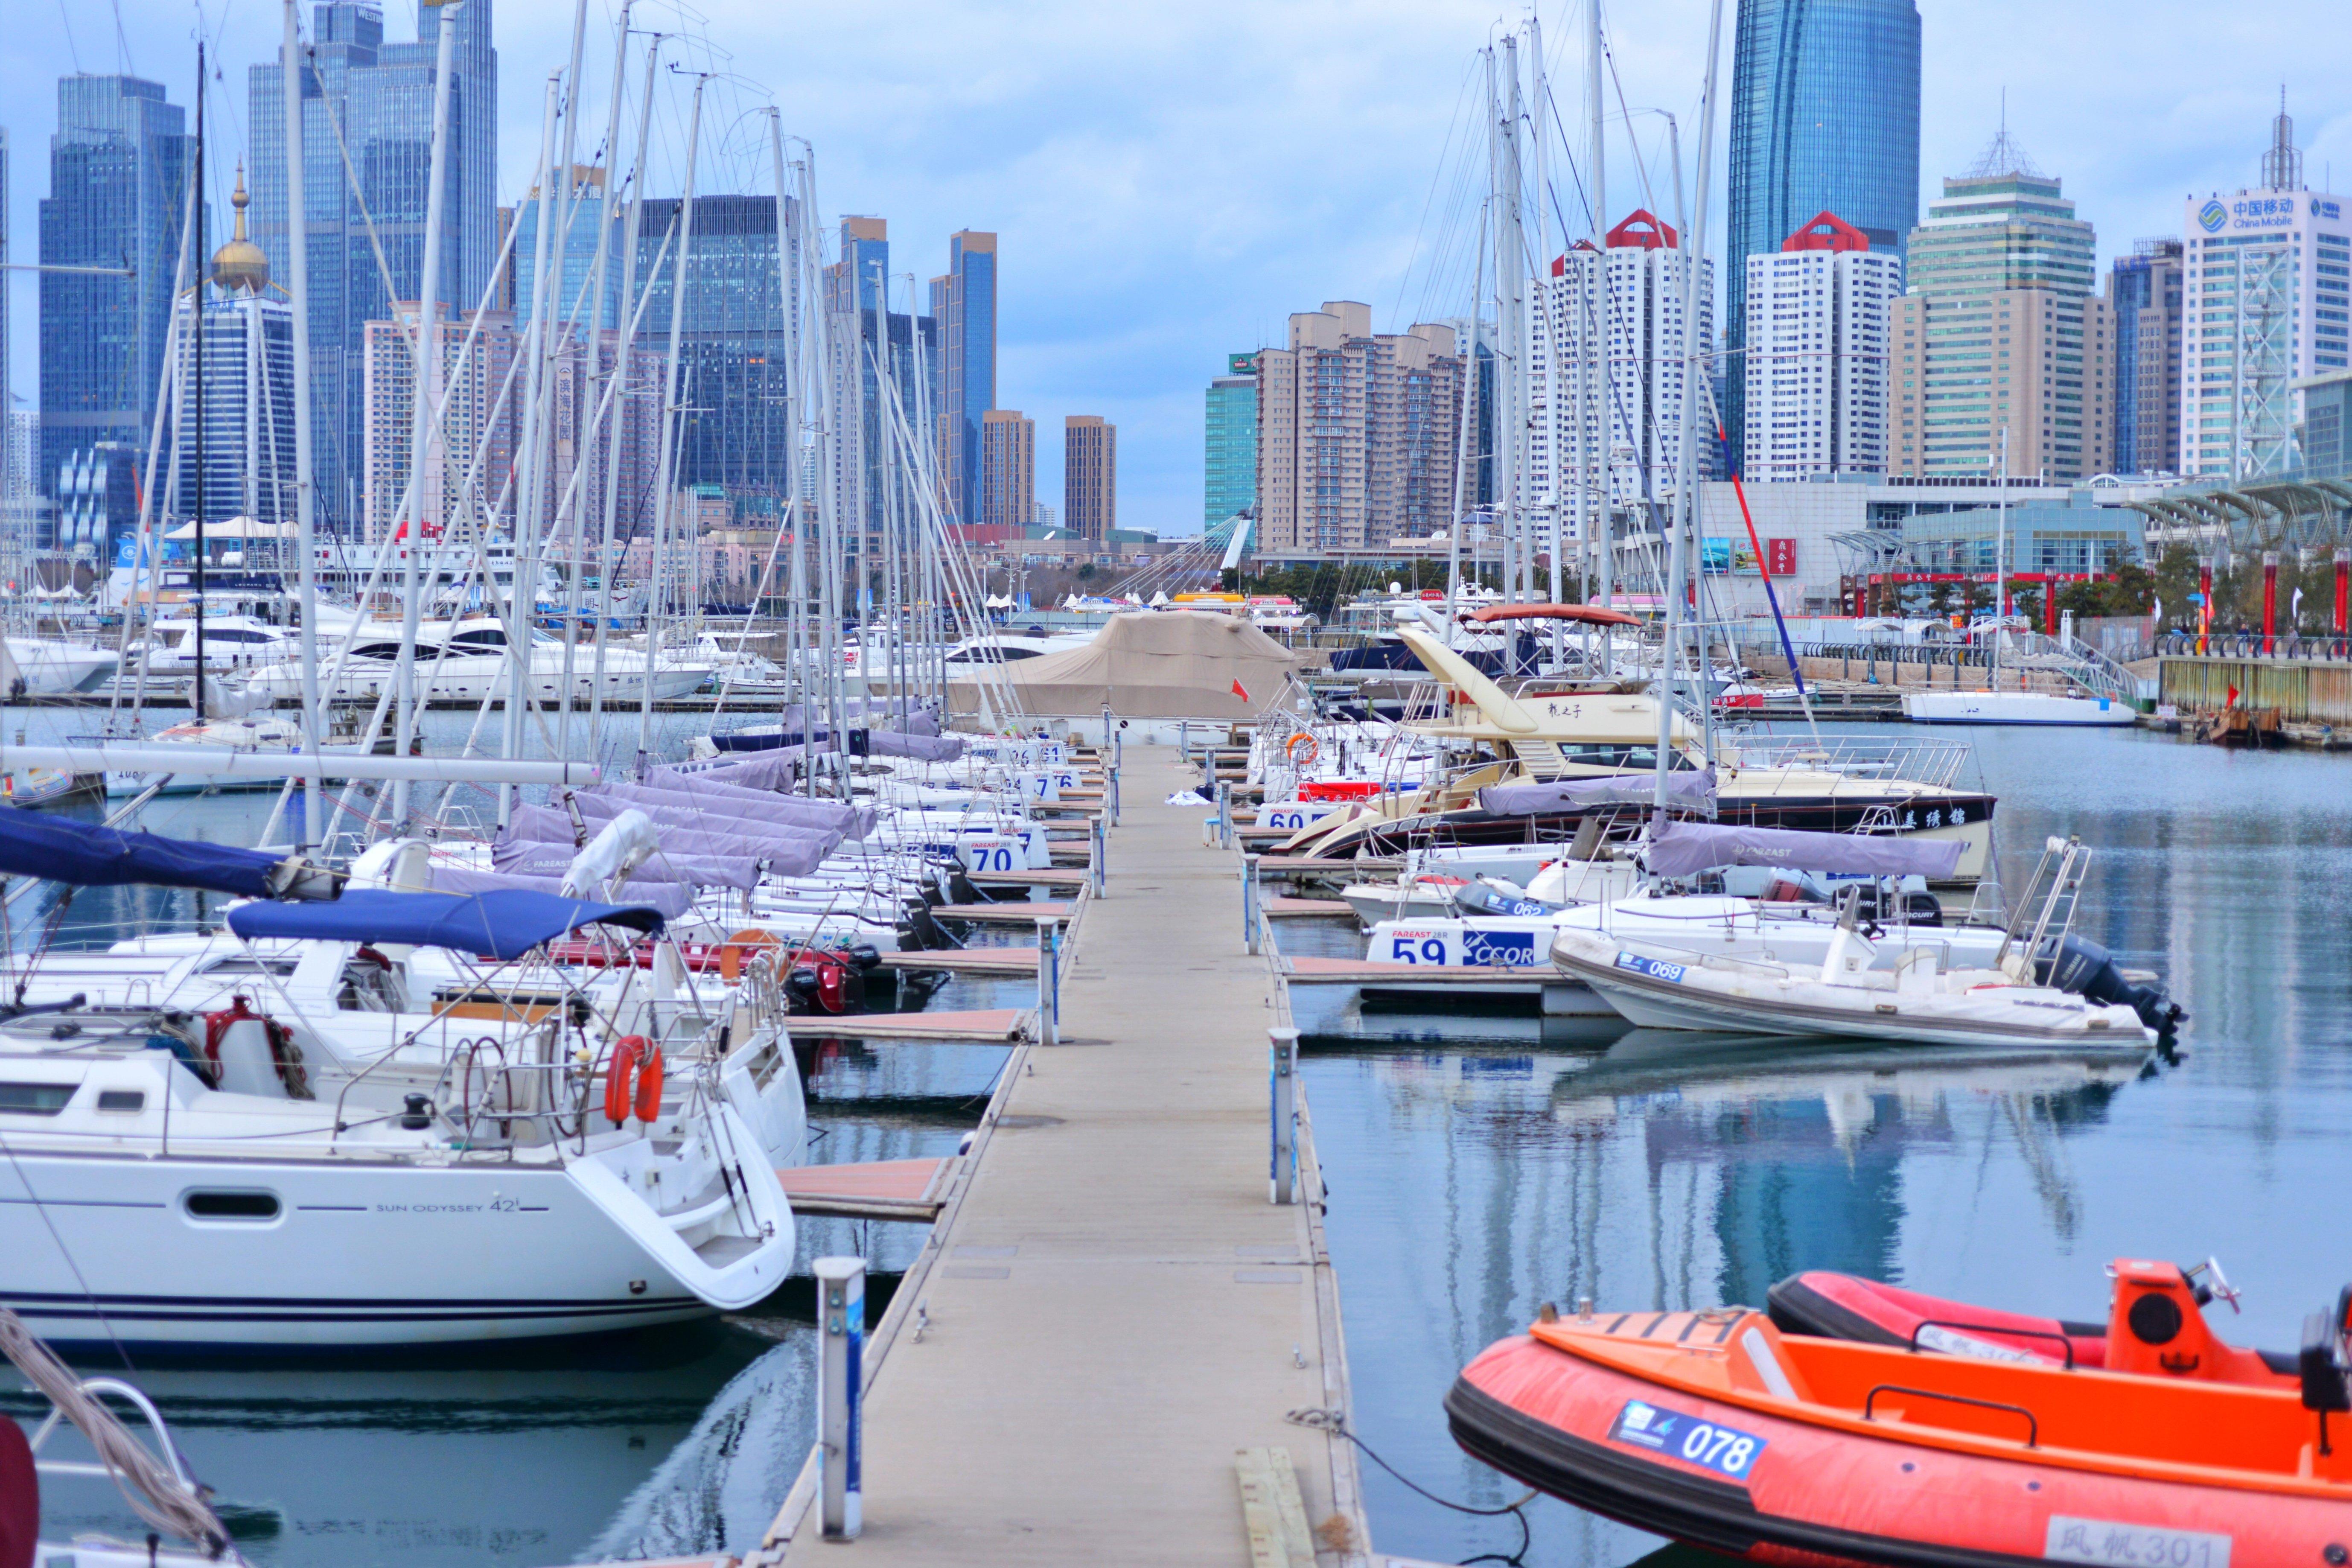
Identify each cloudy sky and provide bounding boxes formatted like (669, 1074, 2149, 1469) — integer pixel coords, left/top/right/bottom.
(6, 0, 2351, 535)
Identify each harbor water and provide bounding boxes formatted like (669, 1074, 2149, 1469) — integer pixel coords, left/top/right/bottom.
(9, 713, 2348, 1566)
(1291, 722, 2352, 1566)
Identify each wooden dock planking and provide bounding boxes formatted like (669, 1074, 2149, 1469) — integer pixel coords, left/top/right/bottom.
(796, 1008, 1027, 1042)
(929, 901, 1073, 925)
(1265, 897, 1355, 917)
(777, 1157, 953, 1222)
(764, 746, 1361, 1565)
(871, 948, 1040, 976)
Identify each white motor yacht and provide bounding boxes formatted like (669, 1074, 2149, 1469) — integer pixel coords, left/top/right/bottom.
(245, 616, 705, 706)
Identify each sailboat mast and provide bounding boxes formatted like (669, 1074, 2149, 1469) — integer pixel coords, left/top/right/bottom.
(1588, 0, 1611, 659)
(282, 0, 322, 845)
(1654, 0, 1724, 818)
(193, 39, 208, 723)
(638, 73, 706, 768)
(590, 30, 659, 745)
(547, 0, 592, 760)
(392, 0, 462, 827)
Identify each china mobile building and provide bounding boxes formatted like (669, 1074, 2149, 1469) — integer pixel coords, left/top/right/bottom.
(1723, 0, 1920, 450)
(1527, 210, 1717, 532)
(1741, 212, 1902, 481)
(2178, 110, 2350, 479)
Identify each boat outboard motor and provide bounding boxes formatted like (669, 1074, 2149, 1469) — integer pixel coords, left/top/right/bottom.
(2037, 934, 2186, 1037)
(903, 899, 951, 950)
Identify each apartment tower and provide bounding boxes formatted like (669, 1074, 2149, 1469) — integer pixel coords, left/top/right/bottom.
(1742, 212, 1903, 481)
(1064, 416, 1116, 542)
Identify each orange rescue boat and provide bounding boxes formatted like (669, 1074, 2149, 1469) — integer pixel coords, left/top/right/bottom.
(1448, 1261, 2352, 1566)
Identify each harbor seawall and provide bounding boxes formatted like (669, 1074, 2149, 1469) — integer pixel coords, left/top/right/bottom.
(2159, 656, 2352, 724)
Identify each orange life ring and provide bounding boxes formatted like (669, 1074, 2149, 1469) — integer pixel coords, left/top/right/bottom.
(1285, 732, 1320, 767)
(720, 927, 781, 982)
(604, 1034, 664, 1125)
(633, 1042, 665, 1122)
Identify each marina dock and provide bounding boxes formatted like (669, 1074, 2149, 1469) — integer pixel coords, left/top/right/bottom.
(753, 747, 1371, 1565)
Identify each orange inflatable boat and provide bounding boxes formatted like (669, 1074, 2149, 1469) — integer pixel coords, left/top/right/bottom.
(1449, 1264, 2352, 1565)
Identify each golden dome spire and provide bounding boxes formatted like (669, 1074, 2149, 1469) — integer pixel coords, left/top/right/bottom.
(210, 163, 271, 296)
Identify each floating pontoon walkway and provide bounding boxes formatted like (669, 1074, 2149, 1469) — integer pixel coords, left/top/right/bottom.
(753, 747, 1365, 1565)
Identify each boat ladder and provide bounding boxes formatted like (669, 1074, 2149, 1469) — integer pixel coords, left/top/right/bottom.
(1996, 835, 2092, 974)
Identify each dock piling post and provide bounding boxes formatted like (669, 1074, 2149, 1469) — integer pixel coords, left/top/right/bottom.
(1036, 916, 1060, 1047)
(1243, 854, 1261, 954)
(1216, 781, 1231, 848)
(814, 1255, 865, 1540)
(1269, 1026, 1299, 1204)
(1108, 764, 1120, 825)
(1090, 816, 1106, 897)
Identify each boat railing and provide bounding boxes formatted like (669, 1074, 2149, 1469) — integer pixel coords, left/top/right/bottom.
(1724, 735, 1975, 791)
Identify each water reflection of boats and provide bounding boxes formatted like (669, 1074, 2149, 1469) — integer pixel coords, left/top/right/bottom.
(1547, 1029, 2151, 1116)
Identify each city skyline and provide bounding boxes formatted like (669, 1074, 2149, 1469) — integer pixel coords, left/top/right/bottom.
(4, 0, 2352, 534)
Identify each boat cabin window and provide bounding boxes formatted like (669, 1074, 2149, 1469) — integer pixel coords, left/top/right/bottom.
(96, 1089, 146, 1113)
(202, 956, 300, 977)
(205, 628, 275, 644)
(1556, 743, 1695, 771)
(0, 1082, 75, 1116)
(183, 1190, 280, 1221)
(348, 641, 407, 660)
(451, 627, 508, 647)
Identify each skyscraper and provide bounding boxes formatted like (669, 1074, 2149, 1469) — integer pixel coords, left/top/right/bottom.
(1204, 353, 1257, 531)
(2107, 239, 2183, 477)
(249, 0, 499, 533)
(2178, 109, 2349, 479)
(1742, 212, 1901, 481)
(38, 75, 192, 500)
(1255, 302, 1465, 553)
(1064, 416, 1116, 542)
(612, 195, 796, 501)
(172, 173, 299, 529)
(1890, 136, 2113, 481)
(1724, 0, 1919, 452)
(1529, 211, 1717, 519)
(930, 230, 997, 524)
(979, 408, 1034, 539)
(822, 217, 939, 538)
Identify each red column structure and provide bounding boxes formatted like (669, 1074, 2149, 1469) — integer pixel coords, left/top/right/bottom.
(2043, 579, 2058, 635)
(2262, 551, 2279, 655)
(2336, 547, 2349, 635)
(2198, 558, 2213, 654)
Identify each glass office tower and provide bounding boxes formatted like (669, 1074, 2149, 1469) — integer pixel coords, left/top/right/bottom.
(1204, 352, 1257, 532)
(248, 0, 498, 533)
(1724, 0, 1919, 452)
(38, 75, 192, 499)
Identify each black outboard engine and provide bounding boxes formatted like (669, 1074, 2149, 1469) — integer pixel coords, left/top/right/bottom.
(903, 899, 951, 950)
(2037, 934, 2186, 1038)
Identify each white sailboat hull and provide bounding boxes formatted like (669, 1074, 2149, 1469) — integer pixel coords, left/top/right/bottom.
(0, 1150, 770, 1348)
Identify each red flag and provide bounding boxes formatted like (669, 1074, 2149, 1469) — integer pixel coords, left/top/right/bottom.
(1231, 678, 1250, 702)
(2226, 684, 2241, 707)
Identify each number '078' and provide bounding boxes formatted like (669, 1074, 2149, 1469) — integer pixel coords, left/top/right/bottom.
(1679, 1423, 1757, 1475)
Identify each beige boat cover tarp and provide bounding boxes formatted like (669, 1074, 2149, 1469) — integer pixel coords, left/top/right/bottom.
(950, 611, 1302, 720)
